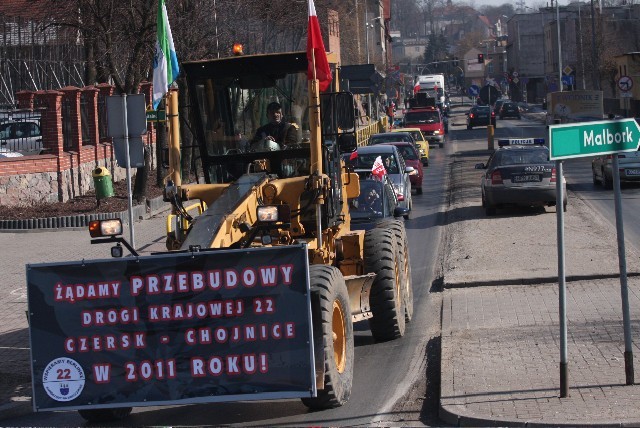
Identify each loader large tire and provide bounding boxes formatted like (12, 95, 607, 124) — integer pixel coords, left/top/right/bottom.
(78, 407, 132, 422)
(377, 219, 414, 323)
(364, 227, 406, 341)
(301, 265, 354, 409)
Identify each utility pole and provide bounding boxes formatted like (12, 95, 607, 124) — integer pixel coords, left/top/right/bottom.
(556, 0, 563, 92)
(590, 0, 599, 89)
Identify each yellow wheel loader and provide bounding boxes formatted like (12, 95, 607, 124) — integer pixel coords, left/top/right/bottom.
(25, 51, 413, 422)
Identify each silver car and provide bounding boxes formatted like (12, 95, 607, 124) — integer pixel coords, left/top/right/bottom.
(592, 151, 640, 189)
(343, 144, 414, 219)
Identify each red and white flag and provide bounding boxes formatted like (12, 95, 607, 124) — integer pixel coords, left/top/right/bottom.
(371, 156, 387, 180)
(413, 82, 420, 94)
(307, 0, 332, 91)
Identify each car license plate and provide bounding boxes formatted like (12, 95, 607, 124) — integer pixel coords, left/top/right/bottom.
(626, 169, 640, 176)
(512, 175, 541, 183)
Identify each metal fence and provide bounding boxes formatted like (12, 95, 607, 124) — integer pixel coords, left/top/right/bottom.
(61, 97, 72, 152)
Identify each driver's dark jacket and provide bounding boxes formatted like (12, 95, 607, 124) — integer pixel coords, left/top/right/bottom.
(252, 121, 297, 145)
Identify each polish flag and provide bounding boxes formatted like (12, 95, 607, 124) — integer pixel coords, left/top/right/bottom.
(413, 82, 420, 94)
(307, 0, 332, 91)
(371, 156, 387, 180)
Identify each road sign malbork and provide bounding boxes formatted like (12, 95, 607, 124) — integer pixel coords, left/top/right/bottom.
(549, 118, 640, 160)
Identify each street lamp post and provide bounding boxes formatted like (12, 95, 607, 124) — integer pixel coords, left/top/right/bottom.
(556, 0, 563, 92)
(590, 0, 599, 89)
(365, 15, 381, 121)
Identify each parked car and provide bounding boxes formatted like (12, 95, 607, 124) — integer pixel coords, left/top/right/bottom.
(402, 107, 446, 148)
(0, 120, 43, 155)
(348, 175, 409, 230)
(343, 144, 413, 218)
(368, 132, 414, 146)
(391, 127, 429, 166)
(475, 138, 567, 216)
(499, 102, 522, 120)
(592, 150, 640, 189)
(466, 105, 496, 129)
(380, 142, 424, 194)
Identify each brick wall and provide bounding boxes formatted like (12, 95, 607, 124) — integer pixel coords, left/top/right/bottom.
(0, 83, 157, 207)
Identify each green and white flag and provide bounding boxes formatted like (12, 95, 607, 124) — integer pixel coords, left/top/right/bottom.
(152, 0, 179, 109)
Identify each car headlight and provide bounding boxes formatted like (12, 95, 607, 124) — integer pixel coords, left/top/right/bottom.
(420, 149, 425, 155)
(434, 130, 441, 135)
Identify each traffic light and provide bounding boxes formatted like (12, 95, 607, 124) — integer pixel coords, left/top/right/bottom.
(478, 53, 484, 64)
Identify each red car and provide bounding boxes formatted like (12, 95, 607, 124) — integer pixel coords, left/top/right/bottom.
(380, 142, 424, 194)
(402, 106, 445, 148)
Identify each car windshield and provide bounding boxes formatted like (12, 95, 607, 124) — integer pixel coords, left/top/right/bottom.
(346, 153, 400, 174)
(0, 122, 41, 139)
(497, 149, 549, 165)
(370, 134, 411, 144)
(350, 180, 384, 219)
(405, 130, 424, 141)
(395, 145, 418, 161)
(404, 111, 439, 123)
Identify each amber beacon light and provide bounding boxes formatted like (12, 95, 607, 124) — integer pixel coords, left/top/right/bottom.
(232, 43, 244, 56)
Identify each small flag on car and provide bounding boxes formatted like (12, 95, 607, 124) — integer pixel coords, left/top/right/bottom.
(371, 156, 387, 180)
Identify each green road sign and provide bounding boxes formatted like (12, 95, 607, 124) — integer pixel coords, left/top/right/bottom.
(146, 109, 166, 122)
(549, 118, 640, 160)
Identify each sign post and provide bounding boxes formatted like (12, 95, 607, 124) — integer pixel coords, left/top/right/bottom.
(550, 118, 640, 388)
(106, 94, 147, 250)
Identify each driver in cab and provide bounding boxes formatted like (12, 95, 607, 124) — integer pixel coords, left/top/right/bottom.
(251, 101, 299, 151)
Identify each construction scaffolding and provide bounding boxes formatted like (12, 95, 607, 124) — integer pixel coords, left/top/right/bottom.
(0, 14, 85, 107)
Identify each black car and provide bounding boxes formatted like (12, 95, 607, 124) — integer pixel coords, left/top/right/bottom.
(349, 176, 408, 230)
(466, 105, 496, 129)
(475, 138, 567, 216)
(499, 102, 521, 120)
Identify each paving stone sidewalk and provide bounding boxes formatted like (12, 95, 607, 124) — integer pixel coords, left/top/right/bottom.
(440, 148, 640, 426)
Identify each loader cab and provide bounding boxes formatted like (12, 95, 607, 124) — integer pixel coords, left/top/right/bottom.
(181, 51, 356, 238)
(182, 52, 356, 184)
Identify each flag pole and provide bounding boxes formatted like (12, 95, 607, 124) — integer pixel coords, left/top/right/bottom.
(308, 30, 324, 251)
(309, 49, 322, 176)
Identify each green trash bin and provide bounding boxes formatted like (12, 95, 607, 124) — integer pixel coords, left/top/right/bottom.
(92, 167, 114, 200)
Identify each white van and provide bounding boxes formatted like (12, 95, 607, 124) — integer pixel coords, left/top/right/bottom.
(415, 74, 446, 109)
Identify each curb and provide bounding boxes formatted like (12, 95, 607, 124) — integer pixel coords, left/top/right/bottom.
(439, 404, 632, 428)
(0, 196, 170, 232)
(444, 271, 640, 289)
